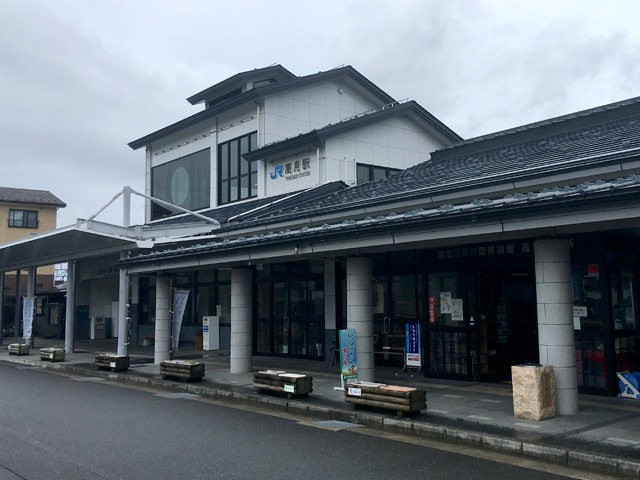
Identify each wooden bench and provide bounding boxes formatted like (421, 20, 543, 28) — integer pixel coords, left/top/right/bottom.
(253, 370, 313, 399)
(95, 353, 130, 372)
(40, 347, 65, 362)
(345, 382, 427, 417)
(160, 360, 205, 382)
(8, 344, 29, 356)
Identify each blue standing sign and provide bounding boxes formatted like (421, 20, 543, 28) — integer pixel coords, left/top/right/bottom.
(405, 323, 421, 367)
(339, 329, 358, 379)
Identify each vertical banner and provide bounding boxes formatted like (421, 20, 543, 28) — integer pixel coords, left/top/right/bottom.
(22, 297, 36, 340)
(429, 296, 435, 324)
(405, 323, 421, 367)
(339, 329, 358, 379)
(172, 289, 190, 350)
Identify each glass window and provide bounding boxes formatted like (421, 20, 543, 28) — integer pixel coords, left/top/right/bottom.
(572, 265, 605, 331)
(428, 272, 462, 326)
(151, 149, 210, 221)
(356, 163, 401, 185)
(357, 164, 370, 185)
(8, 209, 38, 228)
(373, 166, 387, 181)
(218, 132, 257, 205)
(610, 267, 637, 330)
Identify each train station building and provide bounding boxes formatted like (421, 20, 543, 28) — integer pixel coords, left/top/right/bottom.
(1, 65, 639, 414)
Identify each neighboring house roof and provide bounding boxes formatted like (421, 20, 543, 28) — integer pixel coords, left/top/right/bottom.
(129, 66, 400, 150)
(122, 174, 640, 266)
(244, 96, 640, 224)
(243, 101, 462, 163)
(187, 64, 296, 105)
(0, 187, 66, 208)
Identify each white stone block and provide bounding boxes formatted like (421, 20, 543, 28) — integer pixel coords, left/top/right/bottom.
(536, 283, 572, 305)
(542, 262, 572, 284)
(543, 303, 573, 325)
(547, 346, 577, 368)
(538, 324, 575, 347)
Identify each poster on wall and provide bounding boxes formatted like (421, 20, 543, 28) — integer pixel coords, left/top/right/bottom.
(172, 289, 191, 350)
(22, 297, 36, 340)
(339, 329, 358, 379)
(405, 323, 421, 367)
(452, 299, 464, 322)
(440, 292, 452, 314)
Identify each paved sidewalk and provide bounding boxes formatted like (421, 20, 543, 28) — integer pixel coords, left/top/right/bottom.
(2, 338, 640, 478)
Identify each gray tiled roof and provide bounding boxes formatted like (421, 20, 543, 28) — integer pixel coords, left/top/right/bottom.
(246, 98, 640, 222)
(0, 187, 66, 208)
(124, 174, 640, 264)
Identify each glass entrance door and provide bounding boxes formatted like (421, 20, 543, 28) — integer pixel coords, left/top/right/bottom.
(272, 280, 324, 358)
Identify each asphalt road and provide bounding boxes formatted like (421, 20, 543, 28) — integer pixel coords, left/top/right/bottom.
(0, 363, 608, 480)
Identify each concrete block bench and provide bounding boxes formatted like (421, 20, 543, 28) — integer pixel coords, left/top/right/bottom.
(8, 344, 29, 356)
(344, 382, 427, 417)
(95, 354, 130, 372)
(160, 360, 205, 382)
(253, 370, 313, 399)
(40, 347, 65, 362)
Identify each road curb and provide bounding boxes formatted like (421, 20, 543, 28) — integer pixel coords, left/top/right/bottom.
(4, 357, 640, 478)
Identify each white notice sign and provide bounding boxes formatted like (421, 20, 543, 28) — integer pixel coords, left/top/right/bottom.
(452, 299, 464, 322)
(284, 385, 295, 393)
(440, 292, 452, 314)
(348, 387, 362, 396)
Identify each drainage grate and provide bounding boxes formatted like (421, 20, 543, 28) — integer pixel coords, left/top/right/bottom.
(309, 420, 363, 430)
(155, 393, 201, 399)
(73, 377, 105, 382)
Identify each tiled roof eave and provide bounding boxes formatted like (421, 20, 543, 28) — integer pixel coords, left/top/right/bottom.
(122, 175, 640, 266)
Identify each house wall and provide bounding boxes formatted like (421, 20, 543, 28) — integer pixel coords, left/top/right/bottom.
(0, 202, 59, 275)
(324, 116, 444, 185)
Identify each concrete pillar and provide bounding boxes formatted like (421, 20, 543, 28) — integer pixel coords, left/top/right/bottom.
(65, 261, 76, 353)
(534, 239, 578, 415)
(230, 267, 253, 374)
(346, 257, 374, 383)
(324, 260, 336, 363)
(154, 275, 171, 364)
(117, 253, 129, 356)
(14, 269, 21, 336)
(0, 272, 4, 347)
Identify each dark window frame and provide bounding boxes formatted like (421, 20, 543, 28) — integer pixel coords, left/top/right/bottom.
(356, 163, 401, 185)
(218, 132, 258, 206)
(8, 209, 38, 228)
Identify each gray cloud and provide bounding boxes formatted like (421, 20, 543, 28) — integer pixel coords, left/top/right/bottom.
(1, 0, 639, 226)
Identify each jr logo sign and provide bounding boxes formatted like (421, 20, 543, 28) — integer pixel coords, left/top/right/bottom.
(270, 165, 284, 179)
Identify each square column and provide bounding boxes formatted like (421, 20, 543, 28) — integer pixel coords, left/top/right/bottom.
(324, 260, 337, 363)
(64, 261, 76, 353)
(347, 257, 374, 383)
(534, 239, 578, 415)
(230, 267, 253, 374)
(117, 253, 129, 356)
(154, 275, 171, 364)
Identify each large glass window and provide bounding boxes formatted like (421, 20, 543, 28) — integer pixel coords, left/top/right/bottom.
(218, 132, 258, 205)
(8, 209, 38, 228)
(151, 149, 210, 221)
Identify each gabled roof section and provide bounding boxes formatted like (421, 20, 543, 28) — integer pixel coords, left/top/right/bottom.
(128, 66, 400, 150)
(243, 96, 640, 223)
(186, 65, 296, 106)
(243, 101, 462, 163)
(0, 187, 66, 208)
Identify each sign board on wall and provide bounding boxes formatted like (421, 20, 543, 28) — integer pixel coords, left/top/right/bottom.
(269, 158, 312, 181)
(339, 329, 358, 379)
(429, 296, 435, 323)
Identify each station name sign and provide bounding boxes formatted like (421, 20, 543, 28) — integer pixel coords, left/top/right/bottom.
(270, 157, 311, 181)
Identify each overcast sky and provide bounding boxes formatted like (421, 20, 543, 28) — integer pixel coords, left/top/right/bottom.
(2, 0, 640, 227)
